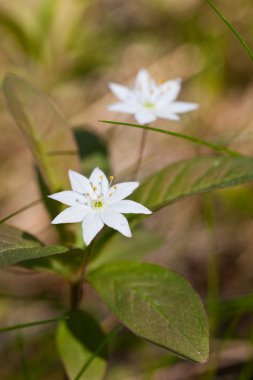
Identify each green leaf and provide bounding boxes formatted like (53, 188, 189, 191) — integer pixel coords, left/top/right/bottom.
(88, 261, 209, 363)
(56, 311, 108, 380)
(88, 227, 164, 272)
(0, 224, 68, 267)
(132, 156, 253, 212)
(3, 74, 80, 192)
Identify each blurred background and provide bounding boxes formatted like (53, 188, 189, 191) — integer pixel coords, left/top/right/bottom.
(0, 0, 253, 378)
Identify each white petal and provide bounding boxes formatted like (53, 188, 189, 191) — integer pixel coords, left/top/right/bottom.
(156, 79, 182, 105)
(51, 206, 89, 224)
(89, 167, 109, 196)
(100, 210, 131, 237)
(48, 191, 86, 207)
(68, 170, 93, 195)
(134, 69, 157, 103)
(109, 82, 136, 103)
(154, 109, 180, 121)
(135, 69, 155, 92)
(106, 182, 139, 203)
(108, 102, 136, 114)
(166, 101, 199, 114)
(82, 212, 104, 246)
(134, 110, 157, 125)
(109, 200, 152, 214)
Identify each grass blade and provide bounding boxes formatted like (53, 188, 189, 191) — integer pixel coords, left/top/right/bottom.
(206, 0, 253, 61)
(100, 120, 242, 157)
(0, 199, 42, 224)
(0, 316, 66, 334)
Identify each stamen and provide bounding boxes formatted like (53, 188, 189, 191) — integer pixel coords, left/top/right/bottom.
(109, 175, 114, 187)
(99, 175, 104, 196)
(76, 199, 88, 206)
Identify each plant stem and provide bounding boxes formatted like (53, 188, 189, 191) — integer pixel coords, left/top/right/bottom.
(132, 128, 148, 180)
(70, 242, 94, 310)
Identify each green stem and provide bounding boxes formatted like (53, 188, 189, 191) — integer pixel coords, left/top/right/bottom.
(206, 0, 253, 61)
(100, 120, 242, 157)
(70, 242, 94, 310)
(132, 128, 148, 179)
(16, 329, 31, 380)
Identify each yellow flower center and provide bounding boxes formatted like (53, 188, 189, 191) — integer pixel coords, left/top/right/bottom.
(94, 200, 103, 208)
(144, 102, 155, 109)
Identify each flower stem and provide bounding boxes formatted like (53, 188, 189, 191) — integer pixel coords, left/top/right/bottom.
(132, 128, 148, 180)
(70, 242, 94, 310)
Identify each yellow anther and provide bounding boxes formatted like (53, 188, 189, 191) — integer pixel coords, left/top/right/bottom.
(93, 186, 97, 191)
(100, 175, 103, 179)
(109, 193, 112, 197)
(114, 185, 117, 190)
(158, 78, 165, 84)
(109, 176, 114, 180)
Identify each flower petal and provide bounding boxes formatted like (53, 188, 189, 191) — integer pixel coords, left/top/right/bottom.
(134, 110, 157, 125)
(166, 101, 199, 114)
(51, 206, 89, 224)
(82, 212, 104, 246)
(48, 191, 86, 207)
(109, 82, 136, 103)
(109, 200, 152, 214)
(134, 69, 157, 103)
(68, 170, 93, 194)
(108, 102, 136, 114)
(100, 210, 131, 237)
(154, 109, 180, 121)
(106, 182, 139, 203)
(89, 167, 109, 196)
(156, 79, 182, 105)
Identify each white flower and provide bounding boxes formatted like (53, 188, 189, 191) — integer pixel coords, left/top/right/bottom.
(48, 168, 152, 246)
(108, 68, 199, 124)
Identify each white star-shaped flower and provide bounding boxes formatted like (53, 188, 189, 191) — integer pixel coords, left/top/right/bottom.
(108, 68, 199, 124)
(48, 168, 152, 246)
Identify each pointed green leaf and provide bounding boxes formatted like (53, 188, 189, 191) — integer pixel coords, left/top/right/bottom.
(56, 311, 107, 380)
(0, 224, 68, 267)
(132, 156, 253, 212)
(3, 74, 80, 192)
(88, 261, 209, 363)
